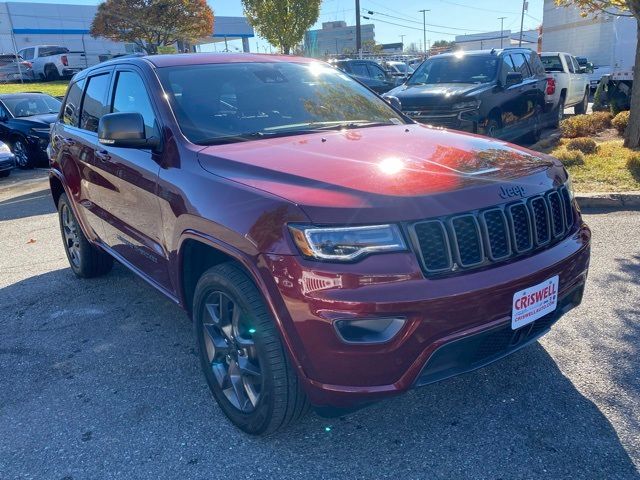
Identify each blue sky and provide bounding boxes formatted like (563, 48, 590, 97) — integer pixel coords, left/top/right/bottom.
(14, 0, 545, 52)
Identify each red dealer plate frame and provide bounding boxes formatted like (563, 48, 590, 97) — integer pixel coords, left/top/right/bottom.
(511, 275, 559, 330)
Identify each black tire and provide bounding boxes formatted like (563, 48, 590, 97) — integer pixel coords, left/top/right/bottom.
(523, 111, 542, 144)
(12, 137, 32, 169)
(485, 117, 501, 138)
(57, 193, 113, 278)
(553, 96, 565, 128)
(574, 89, 589, 115)
(0, 170, 10, 178)
(193, 262, 309, 435)
(45, 64, 60, 82)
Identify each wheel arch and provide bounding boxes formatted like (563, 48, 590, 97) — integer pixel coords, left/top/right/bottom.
(486, 107, 503, 127)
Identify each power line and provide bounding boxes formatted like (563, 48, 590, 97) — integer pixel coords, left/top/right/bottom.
(360, 14, 457, 37)
(362, 8, 487, 32)
(437, 0, 520, 15)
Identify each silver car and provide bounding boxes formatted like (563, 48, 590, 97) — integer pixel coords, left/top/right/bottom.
(0, 54, 34, 83)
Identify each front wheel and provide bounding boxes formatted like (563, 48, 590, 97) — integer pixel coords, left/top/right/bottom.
(485, 117, 501, 138)
(57, 193, 113, 278)
(193, 263, 309, 435)
(12, 138, 32, 169)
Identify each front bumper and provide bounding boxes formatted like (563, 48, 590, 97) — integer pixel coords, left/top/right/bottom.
(0, 153, 16, 171)
(262, 222, 591, 408)
(404, 109, 479, 133)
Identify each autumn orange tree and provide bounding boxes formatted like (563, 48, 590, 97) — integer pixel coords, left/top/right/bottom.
(556, 0, 640, 147)
(90, 0, 214, 55)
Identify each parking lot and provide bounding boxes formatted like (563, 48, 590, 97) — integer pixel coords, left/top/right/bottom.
(1, 168, 639, 480)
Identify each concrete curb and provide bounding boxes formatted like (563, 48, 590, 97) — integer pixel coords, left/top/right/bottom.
(576, 192, 640, 209)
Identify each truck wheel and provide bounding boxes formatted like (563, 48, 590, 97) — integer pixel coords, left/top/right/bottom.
(485, 117, 501, 138)
(193, 262, 309, 435)
(574, 89, 589, 115)
(45, 64, 60, 82)
(553, 97, 565, 128)
(523, 111, 542, 144)
(57, 193, 113, 278)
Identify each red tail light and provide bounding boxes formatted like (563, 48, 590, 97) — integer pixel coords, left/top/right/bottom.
(61, 55, 68, 66)
(20, 61, 32, 69)
(546, 77, 556, 95)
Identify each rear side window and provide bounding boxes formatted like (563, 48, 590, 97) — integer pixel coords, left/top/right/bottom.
(510, 53, 532, 78)
(62, 79, 85, 126)
(111, 71, 158, 138)
(367, 63, 387, 80)
(40, 46, 69, 57)
(80, 73, 110, 133)
(349, 63, 370, 78)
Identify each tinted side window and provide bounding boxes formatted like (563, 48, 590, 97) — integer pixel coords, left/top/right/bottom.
(62, 78, 85, 126)
(564, 55, 575, 73)
(511, 53, 532, 77)
(112, 71, 158, 137)
(367, 63, 387, 80)
(80, 74, 110, 133)
(528, 52, 545, 76)
(349, 63, 370, 78)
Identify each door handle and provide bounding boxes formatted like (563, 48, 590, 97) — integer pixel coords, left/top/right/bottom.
(95, 150, 111, 162)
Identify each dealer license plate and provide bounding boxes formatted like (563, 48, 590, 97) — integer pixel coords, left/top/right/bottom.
(511, 276, 559, 330)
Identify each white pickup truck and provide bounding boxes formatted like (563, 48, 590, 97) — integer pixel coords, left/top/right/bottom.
(17, 45, 88, 81)
(540, 52, 591, 126)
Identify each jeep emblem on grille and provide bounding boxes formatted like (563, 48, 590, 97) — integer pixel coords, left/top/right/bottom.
(499, 185, 526, 199)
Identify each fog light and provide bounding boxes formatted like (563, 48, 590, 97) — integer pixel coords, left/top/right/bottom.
(334, 317, 406, 344)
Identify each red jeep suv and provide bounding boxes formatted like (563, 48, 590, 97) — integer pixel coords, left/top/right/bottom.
(49, 54, 591, 435)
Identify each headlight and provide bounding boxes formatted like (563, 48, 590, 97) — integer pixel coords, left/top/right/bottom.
(0, 142, 10, 154)
(452, 100, 480, 110)
(31, 127, 51, 136)
(288, 224, 407, 261)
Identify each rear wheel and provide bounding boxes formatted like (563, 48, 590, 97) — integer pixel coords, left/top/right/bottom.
(57, 193, 113, 278)
(553, 96, 565, 128)
(45, 64, 60, 82)
(193, 263, 309, 435)
(523, 111, 542, 144)
(574, 88, 589, 115)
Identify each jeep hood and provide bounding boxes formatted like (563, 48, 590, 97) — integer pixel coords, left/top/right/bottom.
(198, 124, 564, 224)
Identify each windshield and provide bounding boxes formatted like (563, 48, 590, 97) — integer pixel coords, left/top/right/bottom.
(541, 56, 563, 72)
(389, 63, 413, 74)
(3, 95, 61, 117)
(157, 62, 406, 145)
(408, 55, 498, 85)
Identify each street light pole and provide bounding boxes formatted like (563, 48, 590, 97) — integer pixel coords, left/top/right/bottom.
(419, 9, 429, 56)
(498, 16, 507, 49)
(519, 0, 527, 47)
(355, 0, 362, 55)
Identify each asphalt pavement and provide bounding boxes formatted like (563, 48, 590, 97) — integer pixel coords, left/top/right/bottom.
(1, 169, 639, 480)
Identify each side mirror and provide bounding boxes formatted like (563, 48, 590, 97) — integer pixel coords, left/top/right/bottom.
(505, 71, 523, 87)
(385, 95, 402, 110)
(98, 112, 158, 149)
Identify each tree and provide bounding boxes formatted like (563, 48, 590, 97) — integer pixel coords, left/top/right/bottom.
(90, 0, 214, 55)
(556, 0, 640, 147)
(242, 0, 321, 54)
(362, 40, 383, 54)
(432, 39, 455, 49)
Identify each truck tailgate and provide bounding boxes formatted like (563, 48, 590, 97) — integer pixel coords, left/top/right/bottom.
(65, 52, 88, 69)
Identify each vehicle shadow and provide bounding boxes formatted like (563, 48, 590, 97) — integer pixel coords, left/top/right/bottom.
(1, 264, 638, 479)
(0, 188, 54, 221)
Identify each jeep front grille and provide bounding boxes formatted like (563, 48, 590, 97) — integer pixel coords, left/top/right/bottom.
(410, 186, 574, 275)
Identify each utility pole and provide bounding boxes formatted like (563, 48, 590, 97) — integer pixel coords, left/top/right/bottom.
(519, 0, 527, 47)
(419, 9, 429, 56)
(498, 16, 507, 49)
(355, 0, 362, 56)
(6, 8, 23, 83)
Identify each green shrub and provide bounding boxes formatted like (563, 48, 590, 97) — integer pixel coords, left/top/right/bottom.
(627, 154, 640, 178)
(612, 110, 630, 135)
(560, 112, 612, 138)
(566, 137, 598, 154)
(555, 148, 585, 167)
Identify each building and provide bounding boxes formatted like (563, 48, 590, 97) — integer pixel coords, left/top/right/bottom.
(455, 30, 538, 51)
(542, 0, 634, 67)
(305, 21, 375, 57)
(0, 1, 254, 65)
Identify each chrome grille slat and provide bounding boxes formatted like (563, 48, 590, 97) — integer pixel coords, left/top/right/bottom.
(410, 186, 574, 276)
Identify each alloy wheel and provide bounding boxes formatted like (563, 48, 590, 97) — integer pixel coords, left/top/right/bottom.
(13, 140, 29, 168)
(61, 203, 81, 268)
(202, 291, 262, 413)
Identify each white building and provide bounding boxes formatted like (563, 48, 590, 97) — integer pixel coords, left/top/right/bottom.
(542, 0, 635, 67)
(455, 30, 539, 51)
(0, 2, 255, 65)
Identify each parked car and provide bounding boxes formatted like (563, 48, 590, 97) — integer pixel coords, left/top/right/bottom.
(383, 60, 414, 79)
(0, 140, 16, 177)
(588, 64, 612, 91)
(384, 48, 548, 143)
(49, 54, 590, 435)
(0, 93, 61, 167)
(540, 52, 591, 125)
(332, 59, 398, 93)
(17, 45, 88, 81)
(0, 54, 34, 83)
